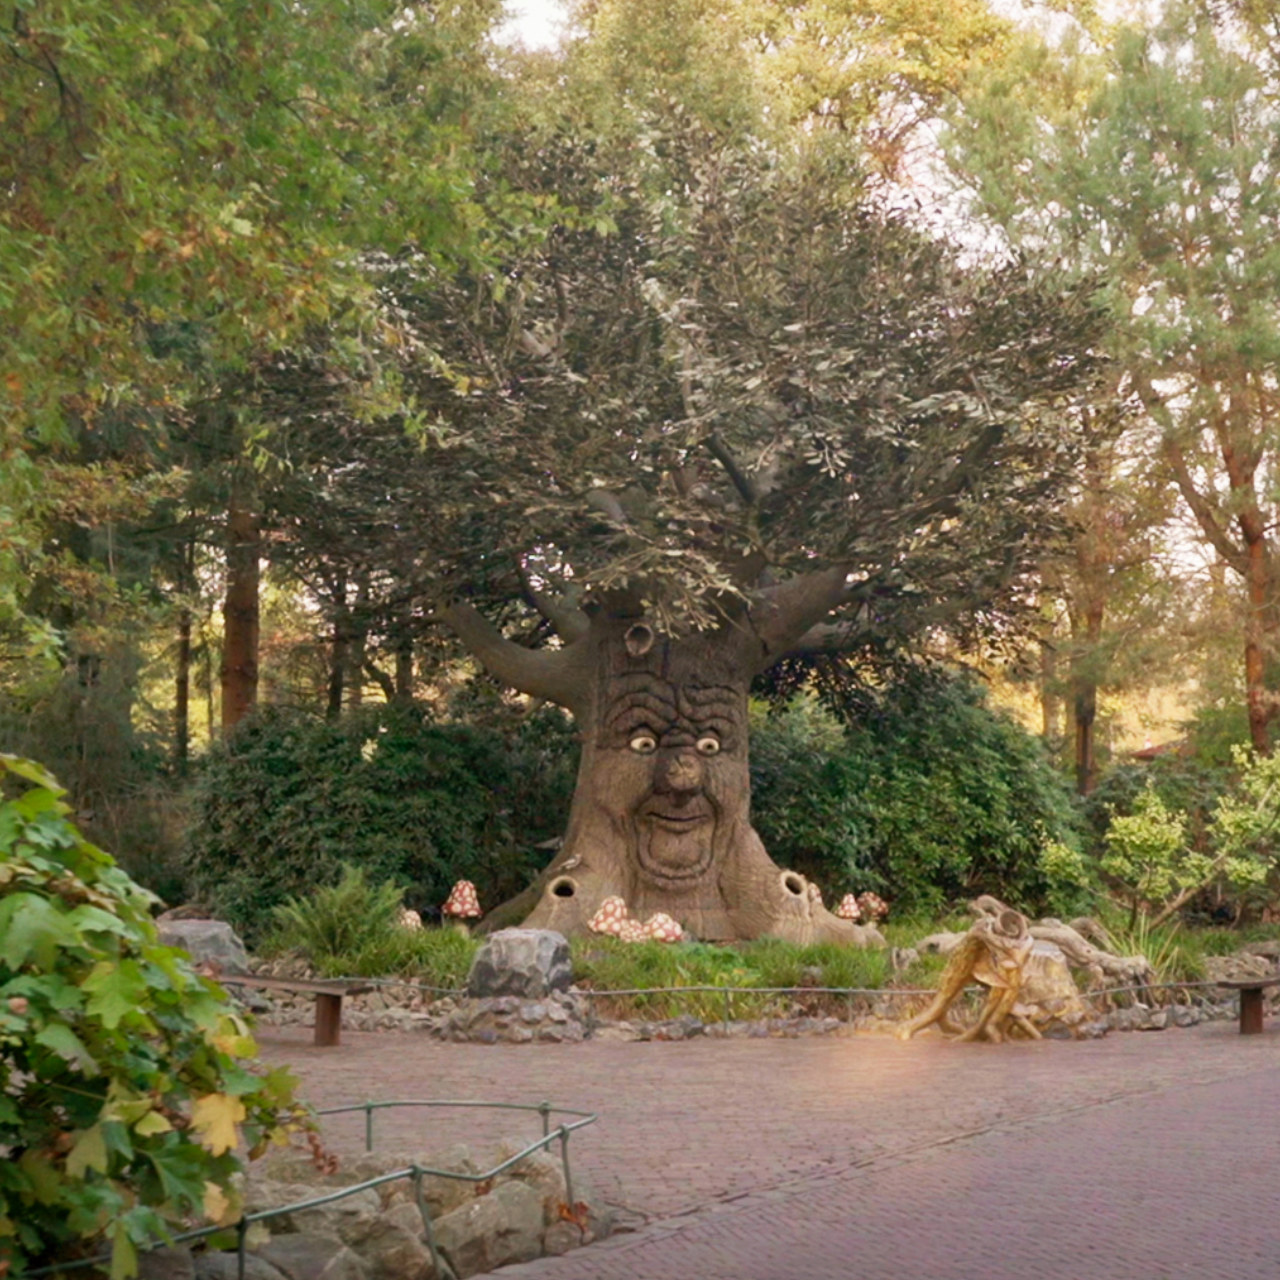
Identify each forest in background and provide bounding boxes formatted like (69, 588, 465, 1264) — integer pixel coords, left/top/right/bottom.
(5, 0, 1280, 922)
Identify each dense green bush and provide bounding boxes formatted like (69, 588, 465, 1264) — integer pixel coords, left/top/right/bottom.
(184, 701, 577, 938)
(0, 756, 305, 1277)
(749, 673, 1082, 914)
(268, 863, 406, 963)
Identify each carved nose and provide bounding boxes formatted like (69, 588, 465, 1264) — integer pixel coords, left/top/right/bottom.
(656, 750, 703, 795)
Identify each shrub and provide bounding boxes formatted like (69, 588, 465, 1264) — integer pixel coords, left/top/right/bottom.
(184, 701, 578, 939)
(749, 673, 1082, 914)
(1095, 750, 1280, 927)
(0, 756, 307, 1277)
(267, 864, 405, 965)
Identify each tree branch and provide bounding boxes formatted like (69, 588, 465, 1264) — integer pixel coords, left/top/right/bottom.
(749, 565, 855, 671)
(1132, 370, 1245, 574)
(440, 603, 589, 713)
(705, 432, 759, 506)
(1163, 437, 1245, 575)
(515, 560, 591, 643)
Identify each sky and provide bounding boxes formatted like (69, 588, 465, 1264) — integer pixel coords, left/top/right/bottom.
(499, 0, 568, 49)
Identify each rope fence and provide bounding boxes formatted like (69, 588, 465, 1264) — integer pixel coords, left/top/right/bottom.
(302, 973, 1239, 1032)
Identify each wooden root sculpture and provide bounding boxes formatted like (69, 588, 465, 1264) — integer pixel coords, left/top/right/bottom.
(898, 899, 1092, 1043)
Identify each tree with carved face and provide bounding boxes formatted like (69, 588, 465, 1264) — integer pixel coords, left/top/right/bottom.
(384, 102, 1107, 944)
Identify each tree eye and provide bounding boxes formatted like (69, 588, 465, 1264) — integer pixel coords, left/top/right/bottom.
(629, 733, 658, 755)
(696, 735, 721, 756)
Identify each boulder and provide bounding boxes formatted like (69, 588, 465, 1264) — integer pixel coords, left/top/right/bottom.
(466, 930, 572, 999)
(194, 1254, 287, 1280)
(253, 1234, 371, 1280)
(433, 1180, 545, 1277)
(139, 1247, 196, 1280)
(156, 918, 250, 976)
(343, 1204, 437, 1280)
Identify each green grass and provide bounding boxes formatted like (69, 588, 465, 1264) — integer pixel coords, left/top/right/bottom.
(258, 880, 1280, 1018)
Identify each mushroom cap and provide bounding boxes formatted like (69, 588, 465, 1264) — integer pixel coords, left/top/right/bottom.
(856, 891, 888, 920)
(399, 908, 424, 930)
(643, 912, 684, 943)
(617, 918, 649, 943)
(835, 893, 862, 921)
(442, 880, 482, 918)
(589, 896, 631, 936)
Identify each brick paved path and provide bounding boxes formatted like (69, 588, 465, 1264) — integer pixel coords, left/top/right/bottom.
(257, 1020, 1280, 1278)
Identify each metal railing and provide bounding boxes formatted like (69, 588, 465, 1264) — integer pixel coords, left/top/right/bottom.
(27, 1099, 596, 1280)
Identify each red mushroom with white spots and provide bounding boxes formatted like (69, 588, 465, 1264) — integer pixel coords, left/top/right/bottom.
(642, 912, 685, 943)
(616, 918, 649, 943)
(835, 893, 862, 923)
(856, 891, 889, 922)
(442, 880, 482, 932)
(588, 896, 631, 937)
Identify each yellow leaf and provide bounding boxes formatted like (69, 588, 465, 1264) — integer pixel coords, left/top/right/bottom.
(133, 1110, 172, 1137)
(202, 1180, 239, 1225)
(190, 1094, 246, 1157)
(66, 1124, 109, 1179)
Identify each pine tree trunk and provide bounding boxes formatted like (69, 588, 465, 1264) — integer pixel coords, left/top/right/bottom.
(327, 572, 349, 718)
(220, 472, 260, 733)
(174, 535, 194, 773)
(175, 606, 191, 772)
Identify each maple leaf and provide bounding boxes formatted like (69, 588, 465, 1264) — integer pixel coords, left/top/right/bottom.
(189, 1094, 246, 1156)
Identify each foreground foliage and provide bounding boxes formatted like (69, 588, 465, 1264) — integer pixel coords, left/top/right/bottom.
(0, 757, 306, 1277)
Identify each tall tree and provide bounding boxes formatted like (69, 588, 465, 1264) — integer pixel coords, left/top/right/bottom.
(948, 0, 1280, 752)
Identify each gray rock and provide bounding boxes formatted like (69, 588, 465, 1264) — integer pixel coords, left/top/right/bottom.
(433, 1180, 545, 1277)
(541, 1221, 584, 1257)
(344, 1203, 437, 1280)
(467, 930, 572, 999)
(139, 1247, 195, 1280)
(1139, 1009, 1169, 1031)
(246, 1181, 380, 1235)
(157, 919, 250, 976)
(253, 1234, 371, 1280)
(195, 1253, 287, 1280)
(1171, 1004, 1201, 1027)
(481, 1144, 566, 1224)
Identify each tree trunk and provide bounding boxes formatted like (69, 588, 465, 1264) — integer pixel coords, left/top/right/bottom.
(220, 472, 260, 733)
(175, 605, 191, 773)
(346, 574, 370, 710)
(394, 622, 415, 703)
(174, 535, 194, 774)
(327, 572, 349, 719)
(1072, 601, 1104, 796)
(1039, 638, 1061, 743)
(449, 600, 881, 947)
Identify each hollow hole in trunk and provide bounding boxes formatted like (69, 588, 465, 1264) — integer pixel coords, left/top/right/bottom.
(783, 872, 804, 896)
(550, 876, 577, 898)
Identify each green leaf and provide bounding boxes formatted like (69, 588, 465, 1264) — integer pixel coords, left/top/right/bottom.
(84, 960, 150, 1030)
(34, 1022, 99, 1074)
(0, 894, 81, 968)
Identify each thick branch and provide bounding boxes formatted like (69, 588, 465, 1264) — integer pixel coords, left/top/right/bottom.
(1163, 437, 1245, 575)
(441, 603, 588, 713)
(706, 432, 759, 506)
(515, 561, 591, 643)
(749, 566, 854, 671)
(1134, 372, 1245, 574)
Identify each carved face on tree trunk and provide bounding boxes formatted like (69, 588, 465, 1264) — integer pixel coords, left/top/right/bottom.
(602, 666, 745, 891)
(510, 613, 880, 947)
